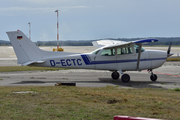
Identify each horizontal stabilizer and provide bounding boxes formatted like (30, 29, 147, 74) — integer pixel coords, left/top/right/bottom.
(22, 60, 45, 66)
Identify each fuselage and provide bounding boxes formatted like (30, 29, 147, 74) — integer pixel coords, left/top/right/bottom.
(31, 45, 167, 71)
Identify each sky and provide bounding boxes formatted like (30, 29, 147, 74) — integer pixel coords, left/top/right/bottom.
(1, 0, 180, 42)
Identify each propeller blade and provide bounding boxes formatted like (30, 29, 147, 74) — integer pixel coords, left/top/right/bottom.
(167, 43, 172, 55)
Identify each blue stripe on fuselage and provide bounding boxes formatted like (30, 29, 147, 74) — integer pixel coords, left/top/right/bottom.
(81, 55, 91, 64)
(81, 55, 166, 65)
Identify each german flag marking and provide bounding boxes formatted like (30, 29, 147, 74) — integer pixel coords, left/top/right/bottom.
(17, 36, 23, 40)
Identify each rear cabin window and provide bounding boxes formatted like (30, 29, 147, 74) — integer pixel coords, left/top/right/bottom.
(101, 49, 115, 56)
(117, 46, 133, 55)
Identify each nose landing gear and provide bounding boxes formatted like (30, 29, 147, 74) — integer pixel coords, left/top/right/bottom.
(148, 69, 158, 81)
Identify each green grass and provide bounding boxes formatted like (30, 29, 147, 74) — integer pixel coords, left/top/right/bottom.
(0, 66, 68, 72)
(171, 88, 180, 91)
(166, 57, 180, 61)
(0, 86, 180, 120)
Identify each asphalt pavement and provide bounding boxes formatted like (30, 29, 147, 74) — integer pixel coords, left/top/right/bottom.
(0, 66, 179, 89)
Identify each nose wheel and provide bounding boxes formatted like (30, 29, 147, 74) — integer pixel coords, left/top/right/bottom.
(150, 74, 157, 81)
(148, 69, 158, 81)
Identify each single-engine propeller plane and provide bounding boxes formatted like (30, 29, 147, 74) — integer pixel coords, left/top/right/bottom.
(7, 30, 173, 82)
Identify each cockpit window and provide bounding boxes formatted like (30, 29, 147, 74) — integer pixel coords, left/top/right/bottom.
(101, 48, 115, 56)
(134, 45, 145, 53)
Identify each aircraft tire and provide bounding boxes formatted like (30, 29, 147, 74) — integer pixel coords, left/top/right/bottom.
(150, 74, 157, 81)
(111, 72, 120, 80)
(121, 74, 130, 83)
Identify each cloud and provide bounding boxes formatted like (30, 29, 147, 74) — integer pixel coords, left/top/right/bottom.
(16, 0, 67, 4)
(0, 6, 89, 11)
(0, 6, 90, 16)
(0, 7, 56, 12)
(0, 7, 52, 16)
(63, 6, 90, 9)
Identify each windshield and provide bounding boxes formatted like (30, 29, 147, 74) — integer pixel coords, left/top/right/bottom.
(134, 45, 145, 53)
(100, 48, 115, 56)
(92, 49, 100, 55)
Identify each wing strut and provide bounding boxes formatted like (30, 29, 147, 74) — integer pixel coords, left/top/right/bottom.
(136, 44, 142, 70)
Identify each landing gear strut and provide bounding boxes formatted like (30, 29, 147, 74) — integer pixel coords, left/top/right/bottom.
(148, 69, 158, 81)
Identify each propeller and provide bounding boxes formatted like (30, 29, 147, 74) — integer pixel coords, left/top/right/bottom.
(167, 43, 173, 57)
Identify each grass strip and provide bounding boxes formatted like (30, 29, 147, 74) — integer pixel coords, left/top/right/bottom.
(0, 66, 68, 72)
(166, 57, 180, 61)
(0, 86, 179, 120)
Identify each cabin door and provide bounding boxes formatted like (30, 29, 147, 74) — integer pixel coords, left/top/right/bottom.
(116, 45, 136, 71)
(94, 48, 118, 70)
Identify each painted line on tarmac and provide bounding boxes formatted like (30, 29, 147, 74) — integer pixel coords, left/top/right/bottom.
(154, 71, 180, 77)
(143, 70, 180, 77)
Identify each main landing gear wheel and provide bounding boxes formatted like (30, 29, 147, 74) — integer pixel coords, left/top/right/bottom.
(111, 71, 120, 80)
(150, 74, 157, 81)
(121, 74, 130, 83)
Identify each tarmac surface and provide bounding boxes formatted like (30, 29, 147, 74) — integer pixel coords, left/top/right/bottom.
(0, 46, 180, 89)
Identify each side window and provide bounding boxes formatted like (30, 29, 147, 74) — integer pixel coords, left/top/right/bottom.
(117, 46, 133, 55)
(127, 47, 133, 54)
(101, 49, 115, 56)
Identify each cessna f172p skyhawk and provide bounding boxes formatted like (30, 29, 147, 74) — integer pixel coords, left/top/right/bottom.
(7, 30, 173, 82)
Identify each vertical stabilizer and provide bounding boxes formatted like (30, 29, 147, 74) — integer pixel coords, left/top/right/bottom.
(6, 30, 43, 65)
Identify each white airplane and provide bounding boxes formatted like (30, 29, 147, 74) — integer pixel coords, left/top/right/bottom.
(6, 30, 173, 82)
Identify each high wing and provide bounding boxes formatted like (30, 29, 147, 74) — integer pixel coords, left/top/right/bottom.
(92, 40, 127, 47)
(92, 39, 158, 49)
